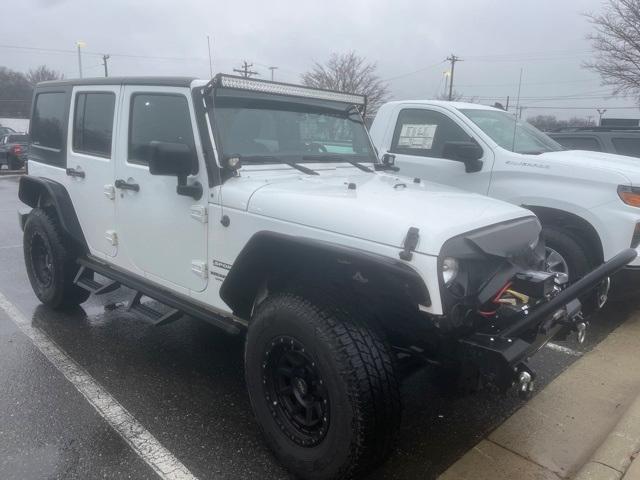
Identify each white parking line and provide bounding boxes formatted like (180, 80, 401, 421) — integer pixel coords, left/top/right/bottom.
(0, 291, 199, 480)
(545, 342, 583, 357)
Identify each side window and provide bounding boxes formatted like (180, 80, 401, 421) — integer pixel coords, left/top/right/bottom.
(612, 137, 640, 158)
(73, 92, 116, 158)
(552, 136, 602, 152)
(31, 91, 68, 166)
(128, 93, 196, 167)
(390, 108, 471, 158)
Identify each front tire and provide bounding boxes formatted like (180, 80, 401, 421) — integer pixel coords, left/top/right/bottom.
(23, 209, 90, 309)
(245, 292, 401, 480)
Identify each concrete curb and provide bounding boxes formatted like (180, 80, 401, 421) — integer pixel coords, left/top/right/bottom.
(573, 394, 640, 479)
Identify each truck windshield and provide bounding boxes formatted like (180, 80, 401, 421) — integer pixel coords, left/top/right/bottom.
(213, 96, 376, 164)
(460, 109, 563, 155)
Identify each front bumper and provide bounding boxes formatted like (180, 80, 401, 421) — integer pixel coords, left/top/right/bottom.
(457, 248, 637, 393)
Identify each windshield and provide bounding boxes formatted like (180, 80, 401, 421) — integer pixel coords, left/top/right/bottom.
(460, 109, 563, 154)
(213, 96, 376, 164)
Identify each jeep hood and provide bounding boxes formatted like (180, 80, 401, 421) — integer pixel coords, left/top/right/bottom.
(538, 150, 640, 185)
(224, 168, 536, 256)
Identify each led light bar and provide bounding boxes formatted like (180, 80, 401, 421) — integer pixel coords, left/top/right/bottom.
(214, 74, 366, 106)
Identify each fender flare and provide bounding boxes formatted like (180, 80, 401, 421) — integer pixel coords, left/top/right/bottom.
(18, 176, 87, 250)
(220, 231, 431, 320)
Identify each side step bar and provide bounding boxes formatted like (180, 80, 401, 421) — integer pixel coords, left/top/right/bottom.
(76, 256, 243, 335)
(127, 291, 183, 327)
(74, 265, 121, 295)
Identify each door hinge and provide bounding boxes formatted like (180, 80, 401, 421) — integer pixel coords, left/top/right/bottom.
(190, 205, 208, 223)
(105, 230, 118, 246)
(191, 260, 208, 279)
(104, 184, 116, 200)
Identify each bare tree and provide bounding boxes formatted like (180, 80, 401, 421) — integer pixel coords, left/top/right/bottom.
(584, 0, 640, 100)
(301, 52, 390, 116)
(26, 65, 63, 86)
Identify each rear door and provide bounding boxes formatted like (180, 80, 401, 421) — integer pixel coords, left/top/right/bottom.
(113, 85, 209, 293)
(66, 86, 119, 258)
(388, 106, 494, 194)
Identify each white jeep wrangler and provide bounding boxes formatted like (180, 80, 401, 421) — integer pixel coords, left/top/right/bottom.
(19, 76, 634, 480)
(370, 101, 640, 293)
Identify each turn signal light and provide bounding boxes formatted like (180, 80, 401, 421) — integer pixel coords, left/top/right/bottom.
(618, 185, 640, 207)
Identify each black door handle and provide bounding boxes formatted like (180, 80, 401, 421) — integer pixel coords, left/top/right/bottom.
(66, 167, 85, 178)
(115, 179, 140, 192)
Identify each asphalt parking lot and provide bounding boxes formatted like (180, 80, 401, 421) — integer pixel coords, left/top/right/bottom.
(1, 174, 638, 480)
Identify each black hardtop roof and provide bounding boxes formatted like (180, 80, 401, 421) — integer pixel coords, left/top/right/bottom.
(37, 76, 198, 88)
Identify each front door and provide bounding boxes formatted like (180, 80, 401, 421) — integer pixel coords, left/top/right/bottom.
(389, 106, 494, 195)
(113, 85, 209, 293)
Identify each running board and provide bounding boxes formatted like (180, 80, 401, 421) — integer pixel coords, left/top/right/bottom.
(77, 256, 243, 335)
(127, 291, 183, 326)
(73, 266, 122, 295)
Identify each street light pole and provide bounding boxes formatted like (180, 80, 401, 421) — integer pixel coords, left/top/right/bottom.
(597, 108, 607, 126)
(269, 66, 278, 81)
(76, 41, 86, 79)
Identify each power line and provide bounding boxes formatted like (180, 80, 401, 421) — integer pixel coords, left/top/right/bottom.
(381, 61, 446, 82)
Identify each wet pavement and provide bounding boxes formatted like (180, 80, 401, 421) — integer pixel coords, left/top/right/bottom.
(0, 174, 637, 480)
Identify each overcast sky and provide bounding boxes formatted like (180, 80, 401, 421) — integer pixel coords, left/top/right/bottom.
(2, 0, 637, 120)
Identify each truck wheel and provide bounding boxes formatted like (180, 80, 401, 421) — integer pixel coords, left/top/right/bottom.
(245, 292, 401, 480)
(23, 209, 90, 309)
(542, 226, 591, 281)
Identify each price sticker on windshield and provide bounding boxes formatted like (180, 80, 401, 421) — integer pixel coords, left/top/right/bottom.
(398, 124, 438, 149)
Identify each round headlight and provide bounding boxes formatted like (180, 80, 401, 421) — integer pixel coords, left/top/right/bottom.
(442, 257, 459, 285)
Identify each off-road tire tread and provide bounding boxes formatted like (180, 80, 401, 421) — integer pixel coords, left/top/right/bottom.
(247, 291, 401, 480)
(23, 208, 89, 309)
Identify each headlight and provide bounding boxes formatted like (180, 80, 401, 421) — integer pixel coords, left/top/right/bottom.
(442, 257, 459, 285)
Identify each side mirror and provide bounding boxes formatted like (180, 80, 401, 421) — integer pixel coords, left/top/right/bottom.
(442, 141, 484, 173)
(148, 141, 202, 200)
(223, 155, 242, 172)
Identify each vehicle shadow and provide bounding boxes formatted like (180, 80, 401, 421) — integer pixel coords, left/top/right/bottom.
(29, 292, 640, 480)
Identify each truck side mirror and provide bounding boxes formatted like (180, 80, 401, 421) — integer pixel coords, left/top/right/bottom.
(148, 141, 202, 200)
(380, 153, 399, 172)
(442, 141, 484, 173)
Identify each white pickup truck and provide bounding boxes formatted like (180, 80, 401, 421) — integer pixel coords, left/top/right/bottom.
(370, 101, 640, 293)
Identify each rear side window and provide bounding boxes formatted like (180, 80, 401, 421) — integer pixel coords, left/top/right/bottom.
(73, 92, 116, 158)
(31, 92, 67, 166)
(390, 108, 471, 158)
(7, 134, 28, 143)
(612, 137, 640, 158)
(128, 93, 196, 166)
(552, 136, 602, 152)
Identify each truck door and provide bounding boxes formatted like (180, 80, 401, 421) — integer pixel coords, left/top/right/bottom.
(113, 85, 209, 293)
(387, 106, 493, 195)
(65, 86, 119, 258)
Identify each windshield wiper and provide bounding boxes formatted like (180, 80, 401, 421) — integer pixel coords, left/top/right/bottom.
(241, 155, 319, 175)
(302, 155, 374, 173)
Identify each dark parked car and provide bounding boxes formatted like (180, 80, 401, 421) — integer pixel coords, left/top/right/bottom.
(548, 127, 640, 158)
(0, 133, 28, 170)
(0, 126, 16, 135)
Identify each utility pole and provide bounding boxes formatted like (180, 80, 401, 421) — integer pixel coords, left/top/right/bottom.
(505, 95, 510, 111)
(597, 108, 607, 125)
(268, 66, 278, 81)
(76, 41, 85, 78)
(102, 54, 110, 77)
(445, 54, 461, 101)
(207, 35, 213, 77)
(233, 61, 259, 78)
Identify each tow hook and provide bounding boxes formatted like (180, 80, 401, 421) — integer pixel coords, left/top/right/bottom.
(597, 277, 611, 309)
(576, 321, 587, 344)
(516, 365, 535, 399)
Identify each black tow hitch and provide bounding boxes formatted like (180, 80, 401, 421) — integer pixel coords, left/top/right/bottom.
(458, 248, 637, 396)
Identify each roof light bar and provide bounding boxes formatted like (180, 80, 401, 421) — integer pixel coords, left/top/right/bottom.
(214, 74, 366, 106)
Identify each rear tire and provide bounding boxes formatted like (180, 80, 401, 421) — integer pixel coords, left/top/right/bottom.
(245, 291, 401, 480)
(23, 208, 90, 309)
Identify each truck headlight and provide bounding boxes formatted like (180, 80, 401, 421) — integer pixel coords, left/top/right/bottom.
(442, 257, 459, 285)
